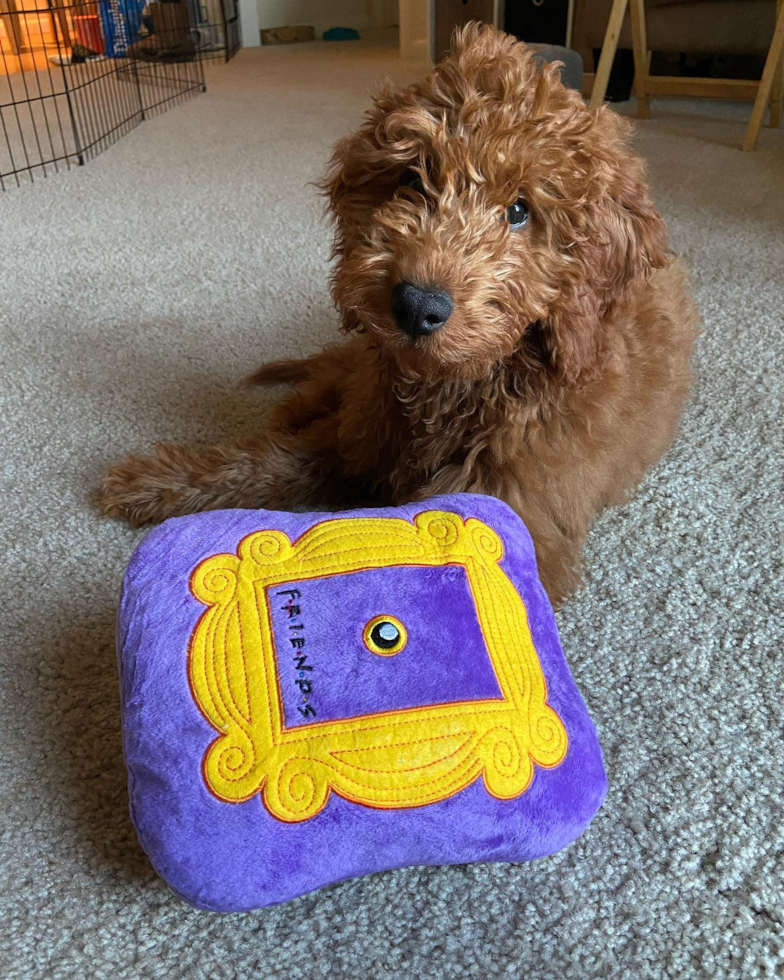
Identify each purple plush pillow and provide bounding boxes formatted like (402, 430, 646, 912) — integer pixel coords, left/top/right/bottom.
(117, 494, 606, 912)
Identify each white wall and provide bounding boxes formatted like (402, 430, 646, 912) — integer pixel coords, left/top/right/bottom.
(240, 0, 262, 45)
(256, 0, 395, 34)
(398, 0, 430, 62)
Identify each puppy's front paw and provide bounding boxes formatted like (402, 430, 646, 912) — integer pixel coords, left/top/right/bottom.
(99, 448, 186, 527)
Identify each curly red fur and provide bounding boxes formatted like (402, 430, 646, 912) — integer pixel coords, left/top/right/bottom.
(101, 24, 698, 605)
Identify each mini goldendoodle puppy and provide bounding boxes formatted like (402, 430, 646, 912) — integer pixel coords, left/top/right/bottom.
(101, 24, 697, 605)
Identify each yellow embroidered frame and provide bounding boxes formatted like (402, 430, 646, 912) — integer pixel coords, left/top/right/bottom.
(188, 510, 568, 823)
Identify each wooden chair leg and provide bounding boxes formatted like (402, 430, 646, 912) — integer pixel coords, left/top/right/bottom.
(51, 0, 73, 50)
(589, 0, 630, 108)
(770, 0, 784, 128)
(39, 0, 72, 51)
(743, 0, 784, 150)
(46, 10, 59, 43)
(1, 0, 26, 55)
(628, 0, 650, 117)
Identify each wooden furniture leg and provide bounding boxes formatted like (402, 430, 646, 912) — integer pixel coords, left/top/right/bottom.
(743, 0, 784, 150)
(1, 0, 26, 55)
(770, 0, 784, 128)
(49, 0, 73, 51)
(628, 0, 650, 117)
(589, 0, 629, 108)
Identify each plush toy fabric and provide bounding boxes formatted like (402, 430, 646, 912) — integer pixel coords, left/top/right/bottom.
(117, 494, 607, 911)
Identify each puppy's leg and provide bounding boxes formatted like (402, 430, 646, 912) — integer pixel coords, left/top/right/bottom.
(100, 429, 336, 527)
(99, 435, 314, 527)
(101, 343, 367, 527)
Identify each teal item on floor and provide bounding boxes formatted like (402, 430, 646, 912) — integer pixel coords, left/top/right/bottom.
(323, 27, 360, 41)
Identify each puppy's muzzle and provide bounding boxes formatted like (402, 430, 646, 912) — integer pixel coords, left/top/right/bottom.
(391, 282, 453, 338)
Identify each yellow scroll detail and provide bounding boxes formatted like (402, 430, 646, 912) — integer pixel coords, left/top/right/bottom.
(188, 510, 568, 822)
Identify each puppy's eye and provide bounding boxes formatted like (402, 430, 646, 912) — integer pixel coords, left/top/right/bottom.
(399, 169, 425, 195)
(506, 198, 530, 229)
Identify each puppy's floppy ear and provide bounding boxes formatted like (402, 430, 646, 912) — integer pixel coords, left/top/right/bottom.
(317, 85, 403, 252)
(318, 131, 362, 257)
(319, 93, 407, 335)
(537, 293, 608, 388)
(539, 108, 669, 385)
(588, 107, 670, 290)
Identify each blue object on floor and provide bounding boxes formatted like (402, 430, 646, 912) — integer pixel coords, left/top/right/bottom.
(99, 0, 146, 57)
(323, 27, 360, 41)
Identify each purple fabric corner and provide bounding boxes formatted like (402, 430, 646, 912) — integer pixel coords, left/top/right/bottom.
(117, 494, 607, 912)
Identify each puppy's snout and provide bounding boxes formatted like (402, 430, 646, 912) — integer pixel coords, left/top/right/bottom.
(391, 282, 453, 338)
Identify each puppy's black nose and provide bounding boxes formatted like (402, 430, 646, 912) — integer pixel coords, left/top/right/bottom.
(391, 282, 453, 338)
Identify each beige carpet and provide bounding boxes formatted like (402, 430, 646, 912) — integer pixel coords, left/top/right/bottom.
(1, 35, 782, 979)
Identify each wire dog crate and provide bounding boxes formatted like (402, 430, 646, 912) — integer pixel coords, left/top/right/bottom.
(193, 0, 239, 61)
(1, 0, 237, 187)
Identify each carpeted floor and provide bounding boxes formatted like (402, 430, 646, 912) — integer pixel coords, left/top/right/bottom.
(1, 35, 782, 980)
